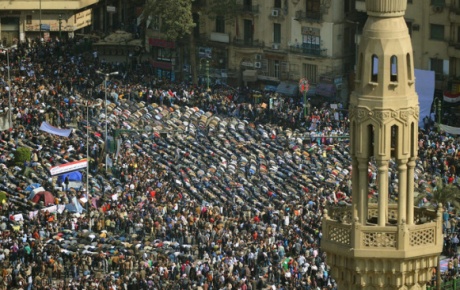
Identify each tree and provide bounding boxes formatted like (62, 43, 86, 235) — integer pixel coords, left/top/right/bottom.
(142, 0, 240, 84)
(142, 0, 195, 40)
(415, 177, 460, 210)
(13, 147, 31, 168)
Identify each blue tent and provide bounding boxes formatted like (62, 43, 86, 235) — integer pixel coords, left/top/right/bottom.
(65, 196, 84, 213)
(25, 183, 42, 193)
(57, 171, 83, 184)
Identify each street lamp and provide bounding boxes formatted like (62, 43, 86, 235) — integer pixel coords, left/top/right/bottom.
(435, 97, 442, 132)
(3, 45, 17, 129)
(96, 70, 118, 171)
(58, 14, 62, 39)
(199, 59, 210, 91)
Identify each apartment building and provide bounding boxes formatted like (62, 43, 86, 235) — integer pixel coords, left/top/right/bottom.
(0, 0, 141, 45)
(140, 0, 360, 100)
(193, 0, 360, 99)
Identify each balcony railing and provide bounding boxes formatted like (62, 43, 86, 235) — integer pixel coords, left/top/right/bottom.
(289, 45, 327, 57)
(295, 10, 322, 22)
(233, 39, 264, 48)
(239, 4, 259, 14)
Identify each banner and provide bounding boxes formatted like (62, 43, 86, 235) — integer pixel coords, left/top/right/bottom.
(439, 124, 460, 135)
(49, 159, 88, 176)
(0, 112, 12, 131)
(415, 69, 435, 128)
(443, 91, 460, 103)
(39, 121, 72, 137)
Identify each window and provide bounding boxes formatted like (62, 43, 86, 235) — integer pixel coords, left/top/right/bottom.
(149, 16, 160, 31)
(371, 55, 379, 82)
(306, 0, 321, 12)
(406, 53, 412, 81)
(274, 0, 281, 8)
(26, 15, 32, 25)
(430, 24, 444, 40)
(274, 60, 280, 78)
(431, 0, 445, 6)
(430, 58, 444, 81)
(274, 23, 281, 43)
(215, 16, 225, 33)
(390, 56, 398, 82)
(303, 63, 317, 83)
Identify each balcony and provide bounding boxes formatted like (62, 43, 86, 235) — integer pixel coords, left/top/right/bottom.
(295, 10, 322, 23)
(450, 9, 460, 23)
(239, 4, 259, 14)
(289, 45, 327, 57)
(322, 204, 443, 259)
(233, 39, 264, 48)
(448, 42, 460, 58)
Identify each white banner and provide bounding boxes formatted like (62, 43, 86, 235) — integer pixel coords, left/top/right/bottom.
(39, 121, 72, 137)
(49, 159, 88, 176)
(439, 124, 460, 135)
(0, 112, 12, 131)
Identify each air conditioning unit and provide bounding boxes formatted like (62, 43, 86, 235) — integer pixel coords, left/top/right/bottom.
(272, 43, 280, 50)
(254, 62, 262, 69)
(433, 5, 444, 13)
(271, 9, 279, 17)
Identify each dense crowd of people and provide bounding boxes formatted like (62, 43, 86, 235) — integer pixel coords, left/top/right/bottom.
(0, 37, 457, 290)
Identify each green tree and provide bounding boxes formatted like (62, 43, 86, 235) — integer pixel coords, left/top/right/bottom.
(415, 177, 460, 210)
(142, 0, 240, 84)
(142, 0, 195, 40)
(13, 147, 31, 167)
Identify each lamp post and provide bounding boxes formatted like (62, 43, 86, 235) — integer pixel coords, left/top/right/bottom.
(199, 58, 210, 91)
(96, 70, 118, 171)
(435, 98, 442, 132)
(39, 0, 42, 40)
(4, 45, 16, 129)
(58, 14, 62, 39)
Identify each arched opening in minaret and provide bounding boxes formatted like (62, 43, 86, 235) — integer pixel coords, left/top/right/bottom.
(390, 125, 398, 158)
(406, 53, 412, 81)
(368, 124, 375, 156)
(371, 55, 379, 82)
(390, 56, 398, 82)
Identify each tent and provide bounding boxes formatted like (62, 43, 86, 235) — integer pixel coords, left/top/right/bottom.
(57, 171, 83, 184)
(65, 196, 84, 213)
(25, 183, 42, 193)
(31, 191, 55, 205)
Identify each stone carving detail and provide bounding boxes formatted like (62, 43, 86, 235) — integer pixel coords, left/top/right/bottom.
(327, 224, 351, 246)
(400, 110, 409, 120)
(363, 232, 396, 248)
(409, 228, 435, 246)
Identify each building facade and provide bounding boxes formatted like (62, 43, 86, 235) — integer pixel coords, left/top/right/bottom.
(0, 0, 142, 45)
(175, 0, 360, 100)
(322, 0, 443, 288)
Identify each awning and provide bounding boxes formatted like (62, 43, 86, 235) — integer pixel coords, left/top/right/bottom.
(276, 82, 299, 97)
(243, 70, 258, 82)
(315, 83, 337, 99)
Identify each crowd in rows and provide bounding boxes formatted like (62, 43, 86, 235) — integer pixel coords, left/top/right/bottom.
(0, 37, 457, 290)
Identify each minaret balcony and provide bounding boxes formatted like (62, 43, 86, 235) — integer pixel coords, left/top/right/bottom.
(322, 204, 443, 259)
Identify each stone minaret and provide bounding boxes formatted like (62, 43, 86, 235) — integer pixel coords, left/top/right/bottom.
(321, 0, 443, 289)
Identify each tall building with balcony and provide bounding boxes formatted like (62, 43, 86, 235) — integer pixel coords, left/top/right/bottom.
(0, 0, 101, 44)
(193, 0, 358, 101)
(322, 0, 443, 288)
